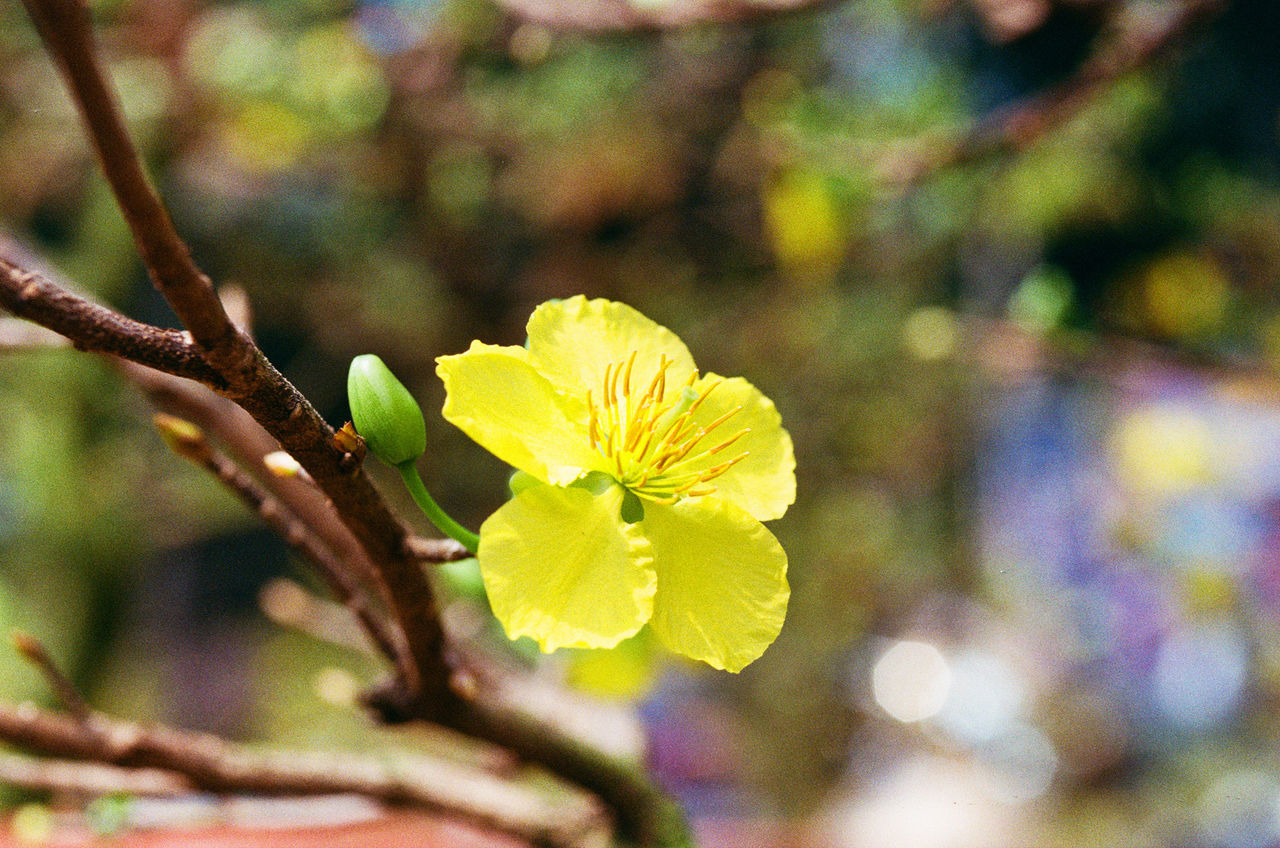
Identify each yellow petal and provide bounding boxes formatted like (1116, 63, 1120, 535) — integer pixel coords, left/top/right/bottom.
(671, 374, 795, 522)
(643, 498, 789, 672)
(479, 483, 656, 652)
(526, 296, 698, 402)
(437, 341, 595, 485)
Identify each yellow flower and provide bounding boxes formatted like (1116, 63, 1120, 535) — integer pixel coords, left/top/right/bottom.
(437, 296, 795, 672)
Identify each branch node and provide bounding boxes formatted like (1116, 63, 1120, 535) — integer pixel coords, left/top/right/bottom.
(153, 413, 211, 462)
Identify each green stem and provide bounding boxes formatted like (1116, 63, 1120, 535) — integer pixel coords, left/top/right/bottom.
(397, 462, 480, 553)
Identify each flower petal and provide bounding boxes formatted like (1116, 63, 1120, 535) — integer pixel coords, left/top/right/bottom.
(643, 498, 789, 672)
(526, 296, 698, 401)
(667, 374, 795, 521)
(437, 341, 595, 485)
(479, 483, 656, 652)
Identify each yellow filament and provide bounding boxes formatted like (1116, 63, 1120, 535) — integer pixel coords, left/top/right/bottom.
(587, 352, 749, 503)
(587, 390, 600, 450)
(622, 350, 637, 399)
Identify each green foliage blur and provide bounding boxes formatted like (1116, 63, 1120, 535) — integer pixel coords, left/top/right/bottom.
(3, 0, 1280, 836)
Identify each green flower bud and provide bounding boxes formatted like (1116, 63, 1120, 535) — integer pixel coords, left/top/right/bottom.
(347, 354, 427, 466)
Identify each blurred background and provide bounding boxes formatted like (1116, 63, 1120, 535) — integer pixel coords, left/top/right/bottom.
(4, 0, 1280, 845)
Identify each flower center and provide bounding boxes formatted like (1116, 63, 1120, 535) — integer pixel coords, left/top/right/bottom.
(586, 351, 749, 504)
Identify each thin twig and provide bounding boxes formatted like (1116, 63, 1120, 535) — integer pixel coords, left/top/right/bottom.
(259, 579, 380, 653)
(406, 536, 472, 564)
(119, 360, 413, 684)
(0, 751, 190, 797)
(11, 632, 90, 724)
(151, 414, 405, 668)
(118, 360, 380, 595)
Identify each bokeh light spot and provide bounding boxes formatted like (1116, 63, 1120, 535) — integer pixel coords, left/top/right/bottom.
(183, 8, 284, 100)
(312, 667, 359, 707)
(872, 640, 951, 723)
(1007, 264, 1073, 333)
(975, 722, 1058, 804)
(1199, 770, 1280, 848)
(1153, 622, 1249, 731)
(937, 650, 1025, 745)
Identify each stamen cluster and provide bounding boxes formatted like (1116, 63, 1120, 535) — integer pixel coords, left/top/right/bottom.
(587, 351, 749, 504)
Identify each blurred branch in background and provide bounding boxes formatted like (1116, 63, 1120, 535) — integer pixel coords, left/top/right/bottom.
(493, 0, 840, 33)
(952, 0, 1222, 162)
(0, 317, 68, 350)
(0, 690, 607, 847)
(870, 0, 1225, 183)
(150, 413, 407, 667)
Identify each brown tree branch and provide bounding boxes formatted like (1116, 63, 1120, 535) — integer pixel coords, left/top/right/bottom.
(0, 258, 224, 386)
(151, 415, 406, 673)
(21, 0, 455, 716)
(0, 701, 609, 848)
(959, 0, 1222, 159)
(19, 0, 236, 352)
(493, 0, 837, 33)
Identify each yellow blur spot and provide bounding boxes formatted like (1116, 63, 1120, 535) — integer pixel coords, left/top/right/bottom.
(1139, 252, 1229, 339)
(12, 803, 54, 845)
(763, 169, 844, 283)
(222, 101, 310, 173)
(1113, 406, 1212, 494)
(313, 666, 360, 707)
(902, 306, 959, 362)
(567, 633, 655, 700)
(293, 24, 389, 133)
(1184, 568, 1236, 615)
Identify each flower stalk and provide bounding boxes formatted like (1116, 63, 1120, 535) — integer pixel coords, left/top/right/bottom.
(397, 461, 480, 554)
